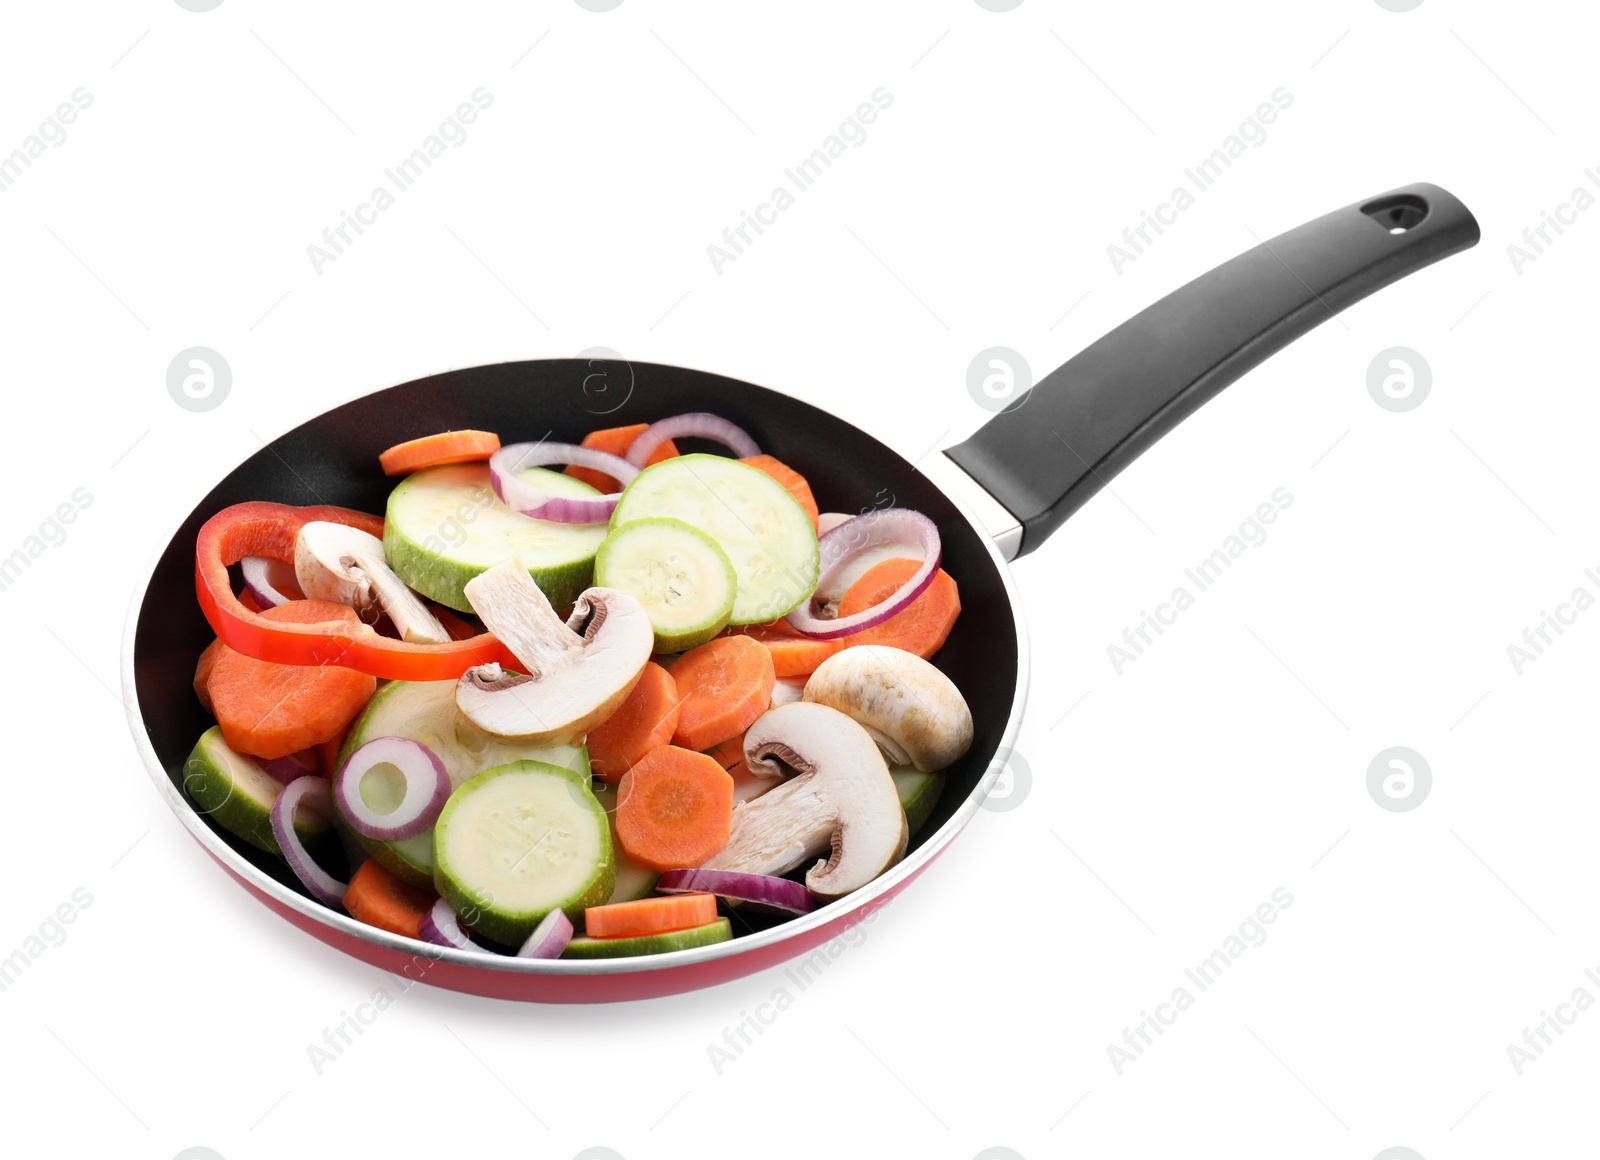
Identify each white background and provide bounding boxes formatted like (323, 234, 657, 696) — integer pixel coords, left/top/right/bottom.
(2, 1, 1595, 1158)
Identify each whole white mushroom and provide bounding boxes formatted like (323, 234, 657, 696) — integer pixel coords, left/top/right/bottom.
(802, 645, 973, 773)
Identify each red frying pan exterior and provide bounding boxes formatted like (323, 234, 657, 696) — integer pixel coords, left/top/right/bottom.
(195, 830, 944, 1002)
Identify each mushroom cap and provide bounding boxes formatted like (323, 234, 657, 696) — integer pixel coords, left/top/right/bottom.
(707, 702, 907, 898)
(802, 646, 973, 773)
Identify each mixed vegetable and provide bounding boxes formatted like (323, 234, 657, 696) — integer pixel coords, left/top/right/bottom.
(180, 415, 974, 960)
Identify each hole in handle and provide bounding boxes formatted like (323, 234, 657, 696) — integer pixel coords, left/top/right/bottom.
(1362, 192, 1430, 235)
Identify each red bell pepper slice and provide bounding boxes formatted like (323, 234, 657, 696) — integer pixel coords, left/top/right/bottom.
(194, 501, 517, 681)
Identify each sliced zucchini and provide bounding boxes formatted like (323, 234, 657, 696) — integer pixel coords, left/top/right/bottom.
(595, 517, 737, 652)
(563, 918, 732, 959)
(335, 679, 590, 887)
(892, 767, 946, 839)
(383, 463, 608, 612)
(182, 726, 329, 856)
(610, 455, 819, 625)
(433, 760, 614, 945)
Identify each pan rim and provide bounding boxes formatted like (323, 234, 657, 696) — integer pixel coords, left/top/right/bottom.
(119, 357, 1031, 981)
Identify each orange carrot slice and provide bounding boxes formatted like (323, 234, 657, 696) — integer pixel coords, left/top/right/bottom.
(837, 558, 961, 659)
(614, 746, 734, 872)
(314, 726, 347, 777)
(728, 618, 843, 677)
(587, 662, 682, 780)
(566, 424, 681, 493)
(378, 430, 500, 476)
(705, 735, 745, 773)
(738, 454, 819, 531)
(343, 859, 437, 939)
(584, 892, 718, 939)
(193, 638, 226, 713)
(668, 636, 775, 750)
(206, 600, 378, 759)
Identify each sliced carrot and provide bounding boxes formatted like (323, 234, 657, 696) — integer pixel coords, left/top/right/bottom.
(837, 558, 961, 659)
(669, 636, 775, 750)
(565, 423, 680, 493)
(193, 638, 226, 714)
(614, 746, 734, 872)
(728, 618, 843, 677)
(314, 727, 347, 777)
(584, 892, 718, 939)
(378, 429, 500, 476)
(206, 600, 378, 759)
(343, 859, 437, 939)
(587, 662, 682, 780)
(739, 454, 819, 531)
(705, 735, 745, 772)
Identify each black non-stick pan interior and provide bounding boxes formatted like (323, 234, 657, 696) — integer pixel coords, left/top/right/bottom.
(131, 358, 1020, 937)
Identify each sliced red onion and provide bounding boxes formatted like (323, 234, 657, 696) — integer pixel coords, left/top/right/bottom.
(517, 908, 574, 958)
(270, 776, 345, 907)
(256, 748, 320, 785)
(334, 737, 450, 841)
(241, 555, 299, 608)
(816, 512, 853, 536)
(419, 898, 475, 950)
(655, 868, 815, 915)
(784, 508, 941, 640)
(624, 413, 759, 467)
(489, 441, 637, 524)
(827, 535, 930, 595)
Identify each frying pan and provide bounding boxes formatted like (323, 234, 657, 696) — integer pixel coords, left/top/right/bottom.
(123, 182, 1479, 1002)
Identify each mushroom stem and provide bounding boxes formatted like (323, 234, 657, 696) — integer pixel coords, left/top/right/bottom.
(705, 775, 839, 877)
(462, 557, 583, 679)
(857, 724, 911, 768)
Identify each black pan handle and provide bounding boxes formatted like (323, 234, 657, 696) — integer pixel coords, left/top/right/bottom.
(945, 182, 1480, 556)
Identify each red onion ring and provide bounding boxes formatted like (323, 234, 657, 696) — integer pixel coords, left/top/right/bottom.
(517, 908, 574, 958)
(624, 413, 759, 467)
(257, 748, 320, 785)
(655, 868, 814, 914)
(241, 555, 298, 608)
(334, 737, 450, 841)
(825, 533, 931, 596)
(269, 776, 346, 907)
(816, 512, 852, 536)
(489, 441, 638, 524)
(783, 508, 941, 640)
(419, 898, 475, 950)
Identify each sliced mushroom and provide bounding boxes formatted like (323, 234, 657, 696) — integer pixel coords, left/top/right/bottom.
(704, 702, 907, 899)
(802, 645, 973, 773)
(293, 521, 449, 644)
(454, 557, 652, 745)
(770, 676, 807, 708)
